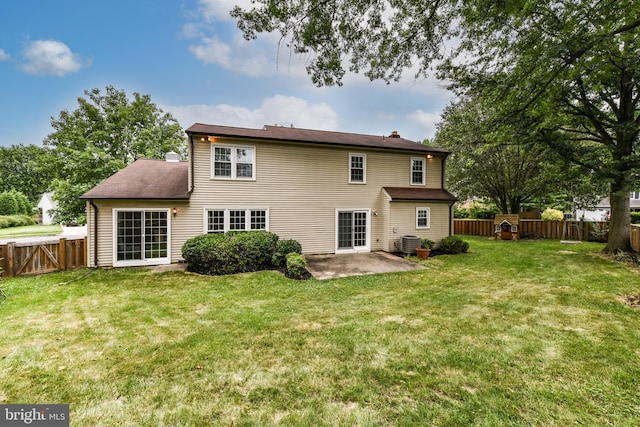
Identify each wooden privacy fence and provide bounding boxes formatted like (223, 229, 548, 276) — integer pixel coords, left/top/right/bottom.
(632, 225, 640, 252)
(454, 219, 610, 241)
(0, 238, 86, 278)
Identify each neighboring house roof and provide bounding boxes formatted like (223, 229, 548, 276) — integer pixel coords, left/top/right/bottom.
(186, 123, 450, 155)
(37, 192, 56, 208)
(383, 187, 457, 202)
(81, 159, 189, 200)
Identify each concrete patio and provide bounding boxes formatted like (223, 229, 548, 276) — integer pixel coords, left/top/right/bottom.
(305, 251, 425, 280)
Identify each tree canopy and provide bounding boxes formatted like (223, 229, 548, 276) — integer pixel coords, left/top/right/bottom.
(232, 0, 640, 252)
(45, 86, 186, 223)
(432, 94, 607, 215)
(0, 144, 60, 203)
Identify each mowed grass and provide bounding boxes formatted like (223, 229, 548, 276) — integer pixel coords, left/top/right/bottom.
(0, 223, 62, 238)
(1, 237, 639, 426)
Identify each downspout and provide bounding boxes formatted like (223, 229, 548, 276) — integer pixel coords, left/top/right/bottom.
(89, 200, 99, 267)
(189, 135, 195, 194)
(448, 201, 455, 236)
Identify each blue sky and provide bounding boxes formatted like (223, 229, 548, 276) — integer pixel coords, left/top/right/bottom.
(0, 0, 453, 148)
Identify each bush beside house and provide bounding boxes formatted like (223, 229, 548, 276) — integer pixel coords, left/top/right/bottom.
(182, 231, 306, 278)
(439, 235, 470, 254)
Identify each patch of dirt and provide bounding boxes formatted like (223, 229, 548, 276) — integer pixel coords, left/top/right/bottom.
(624, 294, 640, 309)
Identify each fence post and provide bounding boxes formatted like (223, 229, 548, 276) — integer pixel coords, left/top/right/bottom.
(58, 238, 67, 272)
(5, 242, 15, 277)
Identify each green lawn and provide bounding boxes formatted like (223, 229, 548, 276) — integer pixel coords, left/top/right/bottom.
(0, 223, 62, 238)
(1, 237, 639, 426)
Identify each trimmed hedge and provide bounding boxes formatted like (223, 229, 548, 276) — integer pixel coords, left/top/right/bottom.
(0, 191, 32, 216)
(285, 253, 307, 279)
(182, 231, 304, 276)
(272, 239, 303, 267)
(631, 211, 640, 224)
(439, 235, 470, 254)
(0, 215, 37, 229)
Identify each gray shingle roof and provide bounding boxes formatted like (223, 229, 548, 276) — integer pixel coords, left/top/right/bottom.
(383, 187, 458, 202)
(186, 123, 449, 155)
(81, 159, 189, 200)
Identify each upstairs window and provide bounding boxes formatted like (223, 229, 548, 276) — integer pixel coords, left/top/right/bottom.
(349, 153, 366, 184)
(411, 157, 425, 185)
(212, 145, 255, 180)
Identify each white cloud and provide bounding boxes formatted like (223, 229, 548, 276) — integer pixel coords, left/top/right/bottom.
(21, 40, 84, 77)
(164, 95, 338, 131)
(188, 34, 274, 78)
(197, 0, 255, 22)
(0, 49, 10, 61)
(407, 110, 442, 139)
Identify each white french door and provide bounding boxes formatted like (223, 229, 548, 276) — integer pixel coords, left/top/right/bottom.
(336, 209, 370, 253)
(113, 209, 170, 267)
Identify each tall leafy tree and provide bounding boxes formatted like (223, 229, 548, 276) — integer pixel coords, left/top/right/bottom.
(232, 0, 640, 252)
(45, 86, 186, 223)
(0, 144, 60, 203)
(433, 94, 608, 215)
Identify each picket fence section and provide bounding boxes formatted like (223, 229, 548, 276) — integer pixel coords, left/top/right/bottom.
(0, 238, 86, 278)
(632, 225, 640, 252)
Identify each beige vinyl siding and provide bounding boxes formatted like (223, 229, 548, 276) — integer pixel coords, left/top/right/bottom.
(87, 200, 190, 267)
(386, 201, 452, 252)
(87, 138, 450, 265)
(185, 139, 445, 254)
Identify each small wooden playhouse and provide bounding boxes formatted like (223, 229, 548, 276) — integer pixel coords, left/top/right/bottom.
(495, 214, 519, 240)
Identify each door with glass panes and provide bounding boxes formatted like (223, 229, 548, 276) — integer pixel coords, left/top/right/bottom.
(115, 209, 169, 266)
(336, 209, 370, 253)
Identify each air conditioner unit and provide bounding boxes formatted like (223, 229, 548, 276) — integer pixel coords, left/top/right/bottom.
(401, 235, 421, 255)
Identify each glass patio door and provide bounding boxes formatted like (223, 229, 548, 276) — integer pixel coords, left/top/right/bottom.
(336, 209, 370, 253)
(115, 210, 169, 266)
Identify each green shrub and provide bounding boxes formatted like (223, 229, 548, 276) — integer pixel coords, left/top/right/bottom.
(439, 235, 470, 254)
(0, 215, 36, 229)
(285, 253, 307, 279)
(454, 207, 469, 218)
(421, 238, 435, 249)
(468, 201, 497, 219)
(631, 211, 640, 224)
(12, 191, 32, 215)
(182, 231, 280, 276)
(272, 239, 303, 267)
(541, 208, 564, 221)
(0, 192, 19, 216)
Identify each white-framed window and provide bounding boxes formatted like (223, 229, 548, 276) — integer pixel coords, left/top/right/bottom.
(211, 144, 255, 180)
(416, 207, 430, 229)
(113, 209, 170, 267)
(411, 157, 425, 185)
(631, 192, 640, 200)
(205, 208, 269, 233)
(349, 153, 366, 184)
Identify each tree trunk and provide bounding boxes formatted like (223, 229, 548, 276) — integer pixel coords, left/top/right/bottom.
(604, 180, 633, 253)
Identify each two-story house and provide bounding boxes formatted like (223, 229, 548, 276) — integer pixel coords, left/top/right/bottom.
(81, 124, 457, 267)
